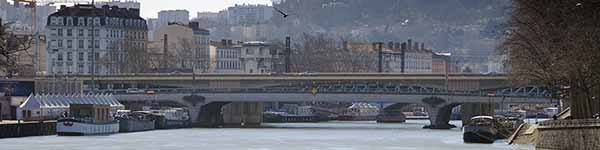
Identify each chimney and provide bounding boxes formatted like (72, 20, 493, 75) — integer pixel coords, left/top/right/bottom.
(421, 43, 425, 50)
(189, 22, 199, 30)
(407, 39, 412, 50)
(227, 40, 232, 45)
(162, 34, 169, 69)
(388, 42, 394, 50)
(221, 39, 227, 46)
(414, 42, 419, 51)
(343, 41, 348, 50)
(401, 42, 407, 51)
(129, 8, 140, 16)
(394, 42, 400, 51)
(372, 42, 378, 52)
(400, 42, 406, 73)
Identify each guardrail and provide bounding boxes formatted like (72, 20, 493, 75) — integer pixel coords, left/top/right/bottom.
(93, 87, 552, 98)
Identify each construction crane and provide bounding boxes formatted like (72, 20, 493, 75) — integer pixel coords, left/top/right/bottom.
(12, 0, 92, 74)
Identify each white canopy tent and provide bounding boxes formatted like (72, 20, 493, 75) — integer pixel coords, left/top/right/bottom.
(17, 94, 125, 120)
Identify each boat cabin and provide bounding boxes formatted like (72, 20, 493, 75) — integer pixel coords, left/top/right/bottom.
(470, 116, 495, 126)
(69, 104, 113, 124)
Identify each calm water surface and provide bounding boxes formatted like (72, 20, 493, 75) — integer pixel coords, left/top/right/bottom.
(0, 120, 533, 150)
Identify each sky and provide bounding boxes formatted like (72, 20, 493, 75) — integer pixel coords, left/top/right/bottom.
(136, 0, 272, 19)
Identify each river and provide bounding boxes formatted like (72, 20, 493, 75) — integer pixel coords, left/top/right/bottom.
(0, 120, 533, 150)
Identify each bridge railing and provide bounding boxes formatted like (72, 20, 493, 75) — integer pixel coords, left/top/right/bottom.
(95, 86, 552, 98)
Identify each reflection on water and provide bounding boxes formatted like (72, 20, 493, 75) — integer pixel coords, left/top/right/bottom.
(0, 120, 534, 150)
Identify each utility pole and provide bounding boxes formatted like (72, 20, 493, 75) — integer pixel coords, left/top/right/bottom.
(401, 42, 406, 73)
(285, 36, 291, 73)
(162, 34, 168, 70)
(90, 0, 96, 93)
(376, 42, 383, 73)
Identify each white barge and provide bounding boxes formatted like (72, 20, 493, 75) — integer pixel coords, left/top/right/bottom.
(58, 104, 120, 136)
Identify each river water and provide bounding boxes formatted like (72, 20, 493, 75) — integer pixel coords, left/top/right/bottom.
(0, 120, 533, 150)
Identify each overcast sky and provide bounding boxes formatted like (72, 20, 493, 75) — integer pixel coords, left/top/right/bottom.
(136, 0, 272, 19)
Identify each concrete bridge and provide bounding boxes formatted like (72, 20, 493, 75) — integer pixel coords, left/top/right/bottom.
(32, 73, 556, 129)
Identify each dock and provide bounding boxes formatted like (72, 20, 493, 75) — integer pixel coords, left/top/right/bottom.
(0, 120, 57, 138)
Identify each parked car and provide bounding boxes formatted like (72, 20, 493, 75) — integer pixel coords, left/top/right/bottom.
(126, 88, 145, 94)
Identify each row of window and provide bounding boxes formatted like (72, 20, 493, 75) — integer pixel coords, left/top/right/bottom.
(243, 48, 270, 56)
(51, 39, 99, 49)
(50, 28, 146, 40)
(50, 28, 99, 37)
(217, 61, 241, 70)
(51, 62, 94, 74)
(54, 52, 98, 62)
(50, 16, 146, 28)
(218, 50, 239, 59)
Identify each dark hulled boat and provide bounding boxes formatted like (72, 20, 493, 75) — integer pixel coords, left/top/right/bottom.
(463, 116, 498, 143)
(116, 111, 156, 132)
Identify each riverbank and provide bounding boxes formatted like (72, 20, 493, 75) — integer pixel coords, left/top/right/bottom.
(0, 120, 533, 150)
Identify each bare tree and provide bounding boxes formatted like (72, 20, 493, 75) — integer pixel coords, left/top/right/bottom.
(290, 33, 376, 72)
(502, 0, 600, 119)
(0, 19, 33, 77)
(178, 37, 194, 71)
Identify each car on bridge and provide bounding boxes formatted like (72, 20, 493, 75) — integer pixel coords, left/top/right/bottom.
(126, 88, 145, 94)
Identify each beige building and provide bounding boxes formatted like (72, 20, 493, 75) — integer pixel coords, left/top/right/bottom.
(8, 33, 48, 76)
(150, 23, 194, 71)
(150, 22, 210, 73)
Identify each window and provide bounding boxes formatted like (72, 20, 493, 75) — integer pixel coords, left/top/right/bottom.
(94, 29, 100, 37)
(88, 40, 93, 48)
(78, 52, 84, 61)
(50, 29, 57, 36)
(87, 18, 93, 26)
(57, 17, 63, 25)
(88, 53, 93, 62)
(78, 63, 84, 73)
(51, 17, 57, 25)
(94, 18, 100, 26)
(78, 40, 84, 49)
(78, 18, 85, 26)
(67, 29, 72, 36)
(67, 17, 73, 26)
(57, 29, 63, 36)
(78, 29, 84, 37)
(87, 63, 92, 73)
(67, 40, 72, 48)
(94, 40, 100, 48)
(94, 52, 100, 63)
(57, 40, 63, 47)
(57, 53, 63, 61)
(50, 40, 56, 47)
(66, 52, 74, 62)
(88, 29, 93, 37)
(246, 49, 253, 55)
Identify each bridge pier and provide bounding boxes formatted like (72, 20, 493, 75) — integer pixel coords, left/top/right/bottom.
(424, 104, 458, 129)
(193, 102, 230, 127)
(222, 102, 263, 128)
(421, 97, 458, 129)
(377, 103, 409, 123)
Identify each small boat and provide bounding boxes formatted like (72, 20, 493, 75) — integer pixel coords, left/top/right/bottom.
(57, 104, 120, 136)
(116, 110, 156, 132)
(150, 108, 191, 129)
(463, 116, 498, 143)
(338, 103, 379, 121)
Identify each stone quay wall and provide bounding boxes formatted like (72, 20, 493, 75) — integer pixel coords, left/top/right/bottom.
(536, 119, 600, 150)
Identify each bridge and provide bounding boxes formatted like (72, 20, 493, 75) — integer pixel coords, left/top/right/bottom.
(31, 73, 556, 129)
